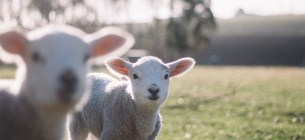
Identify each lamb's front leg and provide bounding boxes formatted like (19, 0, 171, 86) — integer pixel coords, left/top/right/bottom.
(68, 111, 89, 140)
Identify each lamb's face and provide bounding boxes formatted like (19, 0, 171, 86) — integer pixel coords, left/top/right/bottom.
(106, 56, 195, 107)
(26, 33, 90, 108)
(129, 58, 170, 106)
(0, 25, 134, 110)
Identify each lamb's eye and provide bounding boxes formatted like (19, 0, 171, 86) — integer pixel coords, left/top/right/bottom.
(133, 74, 139, 79)
(32, 52, 42, 62)
(164, 74, 169, 80)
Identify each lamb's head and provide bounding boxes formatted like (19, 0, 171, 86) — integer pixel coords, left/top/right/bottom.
(0, 25, 134, 110)
(105, 56, 195, 107)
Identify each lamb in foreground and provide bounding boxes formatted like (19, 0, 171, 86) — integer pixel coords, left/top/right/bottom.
(0, 25, 134, 140)
(68, 56, 195, 140)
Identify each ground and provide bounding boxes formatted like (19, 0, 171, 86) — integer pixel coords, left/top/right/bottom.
(1, 66, 304, 140)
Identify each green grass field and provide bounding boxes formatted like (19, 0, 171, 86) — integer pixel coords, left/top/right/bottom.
(158, 66, 305, 140)
(1, 66, 305, 140)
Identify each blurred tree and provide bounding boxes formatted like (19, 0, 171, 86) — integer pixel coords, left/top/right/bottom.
(166, 0, 216, 58)
(0, 0, 129, 31)
(0, 0, 216, 60)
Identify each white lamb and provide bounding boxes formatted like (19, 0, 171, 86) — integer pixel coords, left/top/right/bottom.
(0, 25, 134, 140)
(68, 56, 195, 140)
(0, 79, 14, 90)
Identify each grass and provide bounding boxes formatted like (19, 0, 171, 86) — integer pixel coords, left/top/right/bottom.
(1, 66, 305, 140)
(159, 66, 305, 140)
(0, 65, 16, 79)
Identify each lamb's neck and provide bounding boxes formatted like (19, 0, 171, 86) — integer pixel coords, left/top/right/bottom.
(39, 109, 67, 140)
(136, 108, 159, 125)
(36, 99, 70, 140)
(18, 94, 64, 140)
(135, 105, 160, 139)
(137, 105, 159, 116)
(18, 92, 67, 140)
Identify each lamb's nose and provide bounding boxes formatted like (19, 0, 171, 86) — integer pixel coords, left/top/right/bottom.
(148, 84, 159, 95)
(58, 69, 78, 102)
(59, 69, 77, 89)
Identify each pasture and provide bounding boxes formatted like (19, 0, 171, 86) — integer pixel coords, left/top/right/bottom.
(1, 66, 304, 139)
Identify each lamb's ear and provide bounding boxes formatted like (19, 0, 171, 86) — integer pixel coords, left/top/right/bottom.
(87, 27, 135, 65)
(105, 57, 132, 77)
(0, 30, 29, 63)
(166, 57, 196, 78)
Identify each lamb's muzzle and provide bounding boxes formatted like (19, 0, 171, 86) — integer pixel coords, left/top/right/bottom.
(58, 69, 78, 102)
(148, 84, 160, 100)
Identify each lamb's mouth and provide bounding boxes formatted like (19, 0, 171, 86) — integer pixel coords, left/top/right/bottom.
(58, 87, 76, 102)
(148, 96, 159, 100)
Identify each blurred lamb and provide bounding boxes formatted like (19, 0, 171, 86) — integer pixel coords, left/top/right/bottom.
(68, 56, 195, 140)
(0, 79, 14, 91)
(0, 25, 134, 140)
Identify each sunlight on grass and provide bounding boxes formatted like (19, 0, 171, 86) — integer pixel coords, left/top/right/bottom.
(1, 66, 305, 139)
(0, 66, 16, 79)
(160, 66, 305, 140)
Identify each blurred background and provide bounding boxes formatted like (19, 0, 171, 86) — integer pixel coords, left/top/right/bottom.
(1, 0, 305, 65)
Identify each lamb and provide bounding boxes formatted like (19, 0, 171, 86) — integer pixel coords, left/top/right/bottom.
(68, 56, 195, 140)
(0, 79, 14, 91)
(0, 25, 134, 140)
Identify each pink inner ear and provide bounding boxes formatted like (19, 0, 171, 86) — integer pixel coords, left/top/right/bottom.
(170, 61, 192, 77)
(0, 31, 27, 55)
(92, 34, 126, 57)
(109, 60, 128, 75)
